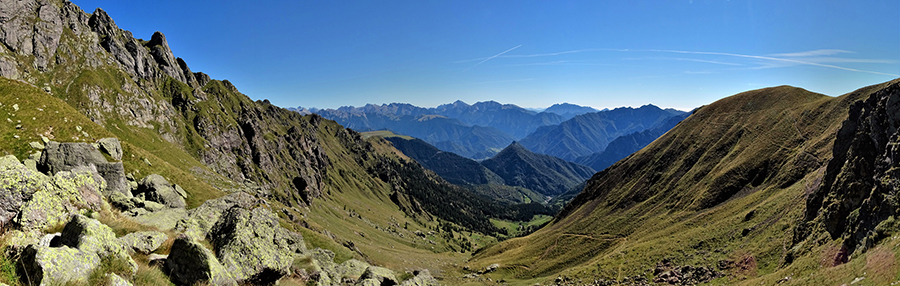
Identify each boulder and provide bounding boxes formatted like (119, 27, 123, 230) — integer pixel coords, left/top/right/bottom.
(135, 174, 185, 208)
(19, 244, 100, 286)
(208, 206, 303, 284)
(400, 269, 438, 286)
(0, 156, 48, 227)
(97, 138, 123, 160)
(108, 273, 133, 286)
(15, 168, 104, 230)
(173, 192, 262, 240)
(38, 141, 129, 197)
(357, 266, 398, 286)
(131, 208, 187, 231)
(118, 231, 167, 254)
(38, 141, 106, 174)
(309, 248, 337, 275)
(166, 235, 236, 286)
(109, 192, 136, 210)
(59, 215, 137, 274)
(335, 259, 370, 281)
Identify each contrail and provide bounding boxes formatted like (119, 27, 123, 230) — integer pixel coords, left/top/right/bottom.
(649, 49, 899, 77)
(465, 44, 522, 71)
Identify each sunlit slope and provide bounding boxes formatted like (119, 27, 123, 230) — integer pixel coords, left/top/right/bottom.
(471, 83, 882, 283)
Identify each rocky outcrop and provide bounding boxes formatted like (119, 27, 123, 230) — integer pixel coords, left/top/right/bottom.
(38, 141, 129, 197)
(208, 206, 304, 284)
(166, 235, 236, 286)
(135, 174, 186, 208)
(118, 231, 167, 254)
(798, 81, 900, 254)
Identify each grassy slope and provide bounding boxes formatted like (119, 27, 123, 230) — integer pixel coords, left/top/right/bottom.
(466, 82, 900, 285)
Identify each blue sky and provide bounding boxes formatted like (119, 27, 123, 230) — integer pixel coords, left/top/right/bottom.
(71, 0, 898, 111)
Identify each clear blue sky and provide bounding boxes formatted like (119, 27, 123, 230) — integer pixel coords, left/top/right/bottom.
(71, 0, 898, 111)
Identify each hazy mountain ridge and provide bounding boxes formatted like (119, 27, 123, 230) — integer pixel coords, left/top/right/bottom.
(575, 111, 691, 171)
(519, 104, 688, 161)
(481, 142, 596, 197)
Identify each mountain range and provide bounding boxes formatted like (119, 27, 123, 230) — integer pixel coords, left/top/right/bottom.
(0, 1, 896, 285)
(311, 101, 688, 162)
(383, 134, 595, 200)
(470, 80, 900, 285)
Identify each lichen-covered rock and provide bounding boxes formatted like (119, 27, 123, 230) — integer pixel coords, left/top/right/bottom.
(0, 156, 48, 226)
(118, 231, 167, 254)
(400, 269, 438, 286)
(174, 192, 262, 240)
(108, 273, 133, 286)
(135, 174, 185, 208)
(59, 215, 137, 274)
(357, 266, 399, 286)
(131, 208, 186, 231)
(19, 244, 101, 286)
(15, 167, 104, 231)
(208, 206, 303, 284)
(335, 259, 370, 281)
(166, 235, 236, 286)
(109, 192, 136, 210)
(97, 138, 123, 161)
(309, 248, 337, 275)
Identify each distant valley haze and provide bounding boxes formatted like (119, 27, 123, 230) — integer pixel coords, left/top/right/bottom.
(69, 0, 898, 111)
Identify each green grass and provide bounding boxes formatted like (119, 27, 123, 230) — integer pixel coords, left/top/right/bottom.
(490, 215, 553, 238)
(467, 84, 889, 285)
(360, 130, 413, 140)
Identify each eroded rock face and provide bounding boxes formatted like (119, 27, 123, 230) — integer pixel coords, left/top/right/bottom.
(166, 235, 236, 286)
(208, 206, 304, 284)
(0, 155, 49, 227)
(135, 174, 186, 209)
(799, 81, 900, 254)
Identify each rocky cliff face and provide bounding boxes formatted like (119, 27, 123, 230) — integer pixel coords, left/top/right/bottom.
(797, 80, 900, 254)
(0, 0, 332, 207)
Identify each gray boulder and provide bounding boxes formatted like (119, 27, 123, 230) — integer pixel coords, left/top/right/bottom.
(357, 266, 399, 286)
(38, 141, 129, 197)
(208, 206, 304, 284)
(19, 244, 100, 285)
(136, 174, 185, 208)
(400, 269, 438, 286)
(166, 235, 236, 286)
(97, 138, 123, 160)
(118, 231, 167, 254)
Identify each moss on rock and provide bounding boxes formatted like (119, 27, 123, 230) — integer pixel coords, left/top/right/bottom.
(208, 206, 303, 284)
